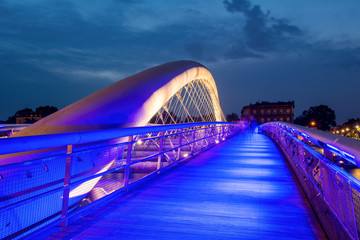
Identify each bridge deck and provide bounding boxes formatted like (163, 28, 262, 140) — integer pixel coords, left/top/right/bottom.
(46, 133, 326, 239)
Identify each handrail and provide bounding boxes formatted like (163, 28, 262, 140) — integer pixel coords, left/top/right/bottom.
(0, 122, 240, 239)
(0, 121, 233, 156)
(260, 121, 360, 240)
(260, 122, 360, 167)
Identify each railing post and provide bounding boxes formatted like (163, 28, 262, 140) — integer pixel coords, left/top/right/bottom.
(61, 144, 73, 227)
(177, 129, 182, 160)
(124, 136, 133, 189)
(192, 129, 196, 152)
(157, 131, 164, 170)
(221, 126, 224, 141)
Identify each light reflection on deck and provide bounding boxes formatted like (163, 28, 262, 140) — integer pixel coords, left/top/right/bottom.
(46, 133, 326, 240)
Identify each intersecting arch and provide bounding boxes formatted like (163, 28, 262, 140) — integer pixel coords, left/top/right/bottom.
(16, 60, 225, 136)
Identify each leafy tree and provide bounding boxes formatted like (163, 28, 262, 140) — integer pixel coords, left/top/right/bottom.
(346, 130, 360, 140)
(294, 105, 336, 131)
(15, 108, 34, 117)
(226, 113, 240, 122)
(35, 105, 58, 117)
(341, 118, 360, 128)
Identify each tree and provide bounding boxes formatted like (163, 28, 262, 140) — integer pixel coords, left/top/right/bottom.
(35, 105, 58, 117)
(346, 130, 360, 140)
(226, 113, 240, 122)
(294, 105, 336, 131)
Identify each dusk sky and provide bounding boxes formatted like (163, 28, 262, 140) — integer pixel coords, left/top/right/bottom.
(1, 0, 360, 123)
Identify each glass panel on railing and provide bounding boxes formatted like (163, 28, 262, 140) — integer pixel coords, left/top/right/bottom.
(0, 187, 63, 239)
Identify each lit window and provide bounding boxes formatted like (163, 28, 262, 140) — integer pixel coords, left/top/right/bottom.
(287, 109, 290, 113)
(261, 109, 264, 114)
(280, 117, 283, 121)
(286, 117, 290, 121)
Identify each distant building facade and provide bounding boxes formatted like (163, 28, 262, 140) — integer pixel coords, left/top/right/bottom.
(15, 114, 43, 124)
(241, 101, 295, 124)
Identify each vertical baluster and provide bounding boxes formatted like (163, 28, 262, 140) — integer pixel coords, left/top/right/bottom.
(124, 136, 133, 190)
(192, 129, 196, 152)
(61, 144, 73, 227)
(157, 131, 164, 170)
(177, 129, 182, 160)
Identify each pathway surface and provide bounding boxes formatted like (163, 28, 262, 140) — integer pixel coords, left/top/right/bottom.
(46, 133, 326, 239)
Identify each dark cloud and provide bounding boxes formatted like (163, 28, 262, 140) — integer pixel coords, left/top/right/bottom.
(224, 0, 302, 52)
(0, 0, 359, 123)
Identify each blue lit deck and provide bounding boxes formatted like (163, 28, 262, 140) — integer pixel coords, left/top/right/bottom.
(45, 133, 326, 239)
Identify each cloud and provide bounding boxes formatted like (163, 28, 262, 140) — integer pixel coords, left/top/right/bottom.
(223, 0, 302, 52)
(59, 69, 126, 82)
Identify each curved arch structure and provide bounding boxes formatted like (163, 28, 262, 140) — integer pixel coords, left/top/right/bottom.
(0, 61, 230, 239)
(16, 60, 224, 137)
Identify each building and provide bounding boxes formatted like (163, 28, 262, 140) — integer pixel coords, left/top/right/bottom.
(15, 114, 43, 124)
(241, 101, 294, 124)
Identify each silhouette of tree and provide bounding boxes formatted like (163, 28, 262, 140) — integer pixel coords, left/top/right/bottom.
(226, 113, 240, 122)
(15, 108, 34, 117)
(35, 105, 58, 117)
(346, 130, 360, 140)
(294, 105, 336, 131)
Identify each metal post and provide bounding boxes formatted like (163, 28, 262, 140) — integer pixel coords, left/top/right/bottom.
(221, 126, 224, 141)
(157, 131, 164, 170)
(61, 144, 73, 227)
(124, 136, 133, 189)
(192, 129, 196, 152)
(177, 129, 182, 160)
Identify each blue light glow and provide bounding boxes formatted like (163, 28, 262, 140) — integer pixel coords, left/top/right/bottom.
(326, 144, 355, 162)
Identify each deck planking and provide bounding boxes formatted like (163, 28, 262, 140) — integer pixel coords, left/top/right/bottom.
(45, 133, 327, 239)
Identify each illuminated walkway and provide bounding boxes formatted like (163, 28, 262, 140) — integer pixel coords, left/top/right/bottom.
(46, 133, 326, 239)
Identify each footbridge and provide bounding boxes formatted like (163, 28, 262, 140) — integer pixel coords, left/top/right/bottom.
(1, 61, 360, 239)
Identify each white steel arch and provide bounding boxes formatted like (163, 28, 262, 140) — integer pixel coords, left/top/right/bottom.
(16, 60, 225, 136)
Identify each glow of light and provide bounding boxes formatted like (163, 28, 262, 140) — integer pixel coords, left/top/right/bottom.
(222, 138, 225, 140)
(69, 161, 114, 198)
(215, 140, 220, 144)
(137, 140, 143, 144)
(326, 144, 355, 163)
(183, 153, 189, 157)
(346, 128, 349, 131)
(341, 129, 345, 132)
(356, 125, 359, 129)
(339, 160, 344, 164)
(310, 121, 316, 126)
(336, 131, 339, 133)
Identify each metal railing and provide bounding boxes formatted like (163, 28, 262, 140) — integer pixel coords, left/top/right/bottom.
(0, 122, 240, 239)
(0, 124, 30, 138)
(260, 122, 360, 240)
